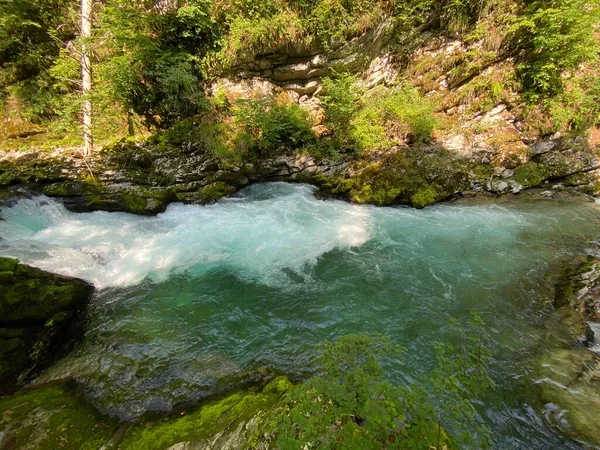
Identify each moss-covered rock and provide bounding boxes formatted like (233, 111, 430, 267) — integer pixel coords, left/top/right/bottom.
(0, 257, 94, 392)
(43, 182, 175, 215)
(512, 162, 546, 188)
(0, 258, 92, 322)
(0, 158, 65, 187)
(120, 376, 292, 450)
(321, 147, 471, 208)
(0, 386, 119, 450)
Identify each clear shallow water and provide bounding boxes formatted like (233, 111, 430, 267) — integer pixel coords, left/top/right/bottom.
(1, 183, 600, 448)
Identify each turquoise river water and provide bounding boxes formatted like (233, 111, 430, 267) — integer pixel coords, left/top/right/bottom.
(1, 183, 600, 449)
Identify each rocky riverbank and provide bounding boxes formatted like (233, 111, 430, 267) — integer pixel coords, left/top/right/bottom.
(1, 127, 599, 216)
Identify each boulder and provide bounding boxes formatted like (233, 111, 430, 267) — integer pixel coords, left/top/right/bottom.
(0, 257, 94, 393)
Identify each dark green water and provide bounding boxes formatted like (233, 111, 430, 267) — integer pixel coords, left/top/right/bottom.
(2, 183, 600, 448)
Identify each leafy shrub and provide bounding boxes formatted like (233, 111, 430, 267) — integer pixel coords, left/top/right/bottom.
(276, 314, 494, 449)
(234, 99, 316, 155)
(321, 73, 362, 143)
(544, 67, 600, 132)
(350, 107, 389, 152)
(382, 86, 436, 143)
(509, 0, 600, 99)
(320, 76, 436, 154)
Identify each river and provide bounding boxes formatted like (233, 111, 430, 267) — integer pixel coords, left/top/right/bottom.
(1, 183, 599, 449)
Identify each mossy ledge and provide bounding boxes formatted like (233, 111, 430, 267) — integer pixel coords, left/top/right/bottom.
(0, 257, 94, 393)
(0, 376, 292, 450)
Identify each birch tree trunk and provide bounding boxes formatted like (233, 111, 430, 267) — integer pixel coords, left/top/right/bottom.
(80, 0, 93, 156)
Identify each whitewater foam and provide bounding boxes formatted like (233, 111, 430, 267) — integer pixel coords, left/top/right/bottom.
(0, 183, 373, 289)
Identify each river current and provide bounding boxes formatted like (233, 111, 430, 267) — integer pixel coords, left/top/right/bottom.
(1, 183, 600, 449)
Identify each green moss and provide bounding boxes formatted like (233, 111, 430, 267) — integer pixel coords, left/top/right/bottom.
(262, 376, 294, 396)
(42, 182, 76, 197)
(512, 162, 546, 187)
(337, 149, 469, 207)
(117, 191, 148, 214)
(0, 258, 92, 322)
(0, 159, 64, 187)
(121, 377, 291, 450)
(0, 386, 118, 450)
(411, 185, 439, 208)
(45, 311, 69, 327)
(0, 257, 18, 272)
(196, 181, 235, 203)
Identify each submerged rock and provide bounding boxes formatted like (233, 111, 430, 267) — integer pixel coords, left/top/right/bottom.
(0, 386, 118, 449)
(0, 257, 94, 393)
(533, 256, 600, 445)
(536, 348, 600, 446)
(0, 376, 291, 450)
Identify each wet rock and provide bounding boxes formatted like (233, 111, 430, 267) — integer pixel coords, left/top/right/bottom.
(0, 386, 118, 449)
(536, 347, 600, 445)
(0, 257, 94, 393)
(119, 377, 292, 450)
(541, 190, 555, 199)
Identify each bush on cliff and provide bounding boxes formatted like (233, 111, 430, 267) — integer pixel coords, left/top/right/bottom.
(321, 74, 436, 154)
(509, 0, 600, 99)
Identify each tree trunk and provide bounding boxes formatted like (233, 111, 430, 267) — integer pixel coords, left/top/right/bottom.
(80, 0, 93, 156)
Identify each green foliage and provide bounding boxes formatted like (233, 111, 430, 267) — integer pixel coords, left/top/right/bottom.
(276, 315, 494, 449)
(321, 73, 362, 143)
(234, 99, 316, 156)
(545, 68, 600, 132)
(210, 10, 305, 71)
(380, 86, 437, 143)
(509, 0, 600, 99)
(0, 0, 76, 121)
(351, 107, 389, 152)
(205, 0, 390, 71)
(153, 98, 315, 161)
(96, 1, 212, 127)
(321, 77, 436, 154)
(306, 0, 384, 49)
(394, 0, 488, 31)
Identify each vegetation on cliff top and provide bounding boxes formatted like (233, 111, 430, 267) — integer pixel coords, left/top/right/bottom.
(1, 0, 598, 151)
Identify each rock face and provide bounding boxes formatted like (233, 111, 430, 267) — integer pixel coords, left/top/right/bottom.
(0, 257, 94, 393)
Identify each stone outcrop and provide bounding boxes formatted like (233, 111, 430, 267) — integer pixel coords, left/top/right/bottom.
(0, 258, 94, 393)
(207, 17, 400, 116)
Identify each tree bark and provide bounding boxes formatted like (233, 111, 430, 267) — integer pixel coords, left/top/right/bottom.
(80, 0, 93, 156)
